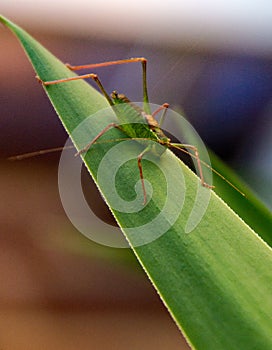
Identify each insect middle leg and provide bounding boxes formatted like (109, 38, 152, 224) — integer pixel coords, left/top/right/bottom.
(137, 146, 153, 205)
(77, 128, 152, 205)
(152, 103, 169, 119)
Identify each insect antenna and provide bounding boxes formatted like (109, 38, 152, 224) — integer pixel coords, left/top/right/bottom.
(7, 137, 147, 161)
(8, 145, 74, 161)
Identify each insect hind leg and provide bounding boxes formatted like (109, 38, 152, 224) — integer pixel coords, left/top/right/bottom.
(170, 143, 214, 189)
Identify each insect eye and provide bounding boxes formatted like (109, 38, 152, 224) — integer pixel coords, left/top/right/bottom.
(111, 90, 118, 98)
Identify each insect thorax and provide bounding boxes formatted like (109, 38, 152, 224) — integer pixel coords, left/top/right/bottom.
(111, 91, 170, 145)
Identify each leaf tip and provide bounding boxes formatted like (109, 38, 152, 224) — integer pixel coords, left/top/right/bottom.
(0, 14, 10, 26)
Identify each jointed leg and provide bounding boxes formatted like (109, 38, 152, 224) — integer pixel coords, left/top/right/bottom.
(171, 143, 214, 189)
(79, 130, 152, 205)
(36, 73, 113, 106)
(66, 57, 150, 114)
(75, 122, 121, 156)
(152, 103, 169, 126)
(152, 103, 169, 118)
(137, 146, 152, 205)
(36, 57, 149, 109)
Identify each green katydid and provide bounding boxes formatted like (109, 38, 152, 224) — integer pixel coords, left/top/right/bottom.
(14, 57, 243, 203)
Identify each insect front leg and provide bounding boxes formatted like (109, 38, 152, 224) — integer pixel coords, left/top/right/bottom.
(36, 73, 114, 106)
(65, 57, 150, 114)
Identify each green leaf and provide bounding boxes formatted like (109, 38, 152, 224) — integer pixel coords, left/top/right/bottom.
(210, 151, 272, 246)
(2, 15, 272, 350)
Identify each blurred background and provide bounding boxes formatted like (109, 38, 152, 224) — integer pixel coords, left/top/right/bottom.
(1, 1, 272, 349)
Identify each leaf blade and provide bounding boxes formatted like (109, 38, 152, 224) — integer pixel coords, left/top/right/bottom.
(2, 15, 272, 350)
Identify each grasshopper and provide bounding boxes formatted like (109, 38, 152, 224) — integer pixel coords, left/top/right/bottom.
(35, 57, 215, 204)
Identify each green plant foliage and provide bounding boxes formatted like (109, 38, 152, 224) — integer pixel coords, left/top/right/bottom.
(209, 151, 272, 246)
(2, 15, 272, 350)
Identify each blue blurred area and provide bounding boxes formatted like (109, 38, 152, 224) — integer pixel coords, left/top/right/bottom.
(183, 56, 272, 159)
